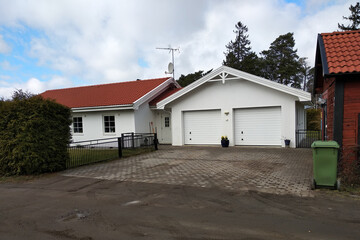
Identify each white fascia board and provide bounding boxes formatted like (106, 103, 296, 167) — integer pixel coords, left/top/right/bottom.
(72, 104, 133, 113)
(222, 66, 311, 102)
(156, 67, 225, 109)
(132, 78, 173, 110)
(157, 66, 311, 109)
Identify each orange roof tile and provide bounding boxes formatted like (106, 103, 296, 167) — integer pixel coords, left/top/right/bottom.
(149, 87, 182, 106)
(41, 77, 170, 108)
(321, 30, 360, 74)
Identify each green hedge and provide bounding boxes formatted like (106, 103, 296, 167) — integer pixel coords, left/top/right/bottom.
(0, 94, 71, 176)
(307, 109, 321, 131)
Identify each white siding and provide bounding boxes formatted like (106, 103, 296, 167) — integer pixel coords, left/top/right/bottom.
(134, 102, 156, 133)
(167, 80, 298, 147)
(71, 110, 135, 142)
(184, 110, 221, 145)
(234, 107, 281, 145)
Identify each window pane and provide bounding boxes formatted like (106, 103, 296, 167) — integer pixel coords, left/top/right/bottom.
(165, 117, 170, 127)
(73, 117, 83, 133)
(104, 115, 115, 133)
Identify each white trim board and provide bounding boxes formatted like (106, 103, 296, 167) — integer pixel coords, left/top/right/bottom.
(156, 66, 311, 109)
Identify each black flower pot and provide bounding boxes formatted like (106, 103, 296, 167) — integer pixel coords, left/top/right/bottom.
(284, 139, 290, 147)
(221, 139, 229, 147)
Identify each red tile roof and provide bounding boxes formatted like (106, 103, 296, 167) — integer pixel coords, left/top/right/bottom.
(321, 30, 360, 74)
(41, 77, 170, 108)
(149, 87, 182, 106)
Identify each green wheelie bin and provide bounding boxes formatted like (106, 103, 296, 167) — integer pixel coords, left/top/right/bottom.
(311, 141, 340, 189)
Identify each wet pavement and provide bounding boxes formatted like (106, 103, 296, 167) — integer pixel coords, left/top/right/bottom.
(63, 145, 313, 197)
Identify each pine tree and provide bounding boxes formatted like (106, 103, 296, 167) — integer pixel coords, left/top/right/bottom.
(177, 69, 212, 87)
(338, 2, 360, 30)
(261, 33, 302, 88)
(223, 22, 260, 75)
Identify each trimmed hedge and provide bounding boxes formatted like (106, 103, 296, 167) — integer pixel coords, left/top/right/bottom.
(0, 94, 71, 176)
(307, 108, 321, 131)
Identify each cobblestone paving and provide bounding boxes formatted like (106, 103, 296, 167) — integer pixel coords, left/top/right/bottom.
(63, 146, 313, 197)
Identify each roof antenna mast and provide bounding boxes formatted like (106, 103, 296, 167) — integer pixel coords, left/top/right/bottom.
(156, 46, 179, 79)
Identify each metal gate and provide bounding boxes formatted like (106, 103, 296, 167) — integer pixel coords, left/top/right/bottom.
(296, 130, 321, 148)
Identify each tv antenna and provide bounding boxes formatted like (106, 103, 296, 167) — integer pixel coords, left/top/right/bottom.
(156, 46, 179, 79)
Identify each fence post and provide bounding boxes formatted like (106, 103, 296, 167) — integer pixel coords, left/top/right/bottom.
(154, 133, 158, 150)
(121, 133, 124, 149)
(118, 137, 122, 158)
(131, 132, 135, 149)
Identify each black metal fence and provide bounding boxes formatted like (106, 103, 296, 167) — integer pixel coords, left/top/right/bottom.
(67, 133, 157, 168)
(296, 130, 321, 148)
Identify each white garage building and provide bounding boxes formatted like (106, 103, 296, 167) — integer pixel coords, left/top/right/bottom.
(156, 66, 311, 148)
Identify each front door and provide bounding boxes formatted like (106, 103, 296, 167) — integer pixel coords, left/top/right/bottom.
(160, 112, 171, 144)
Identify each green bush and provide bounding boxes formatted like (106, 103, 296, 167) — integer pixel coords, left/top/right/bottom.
(0, 93, 71, 176)
(307, 108, 321, 131)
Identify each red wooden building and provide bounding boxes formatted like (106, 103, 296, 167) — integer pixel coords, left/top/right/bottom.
(313, 30, 360, 162)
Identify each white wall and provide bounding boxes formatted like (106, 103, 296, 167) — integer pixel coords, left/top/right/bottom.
(134, 102, 156, 134)
(71, 110, 135, 142)
(167, 79, 299, 147)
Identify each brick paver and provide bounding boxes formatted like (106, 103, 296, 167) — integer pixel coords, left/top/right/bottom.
(63, 146, 313, 197)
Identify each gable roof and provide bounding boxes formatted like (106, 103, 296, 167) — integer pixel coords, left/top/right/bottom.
(41, 77, 172, 110)
(149, 87, 182, 107)
(156, 66, 311, 109)
(319, 30, 360, 75)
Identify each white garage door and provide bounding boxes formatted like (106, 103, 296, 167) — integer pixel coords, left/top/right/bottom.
(184, 110, 221, 145)
(234, 107, 281, 146)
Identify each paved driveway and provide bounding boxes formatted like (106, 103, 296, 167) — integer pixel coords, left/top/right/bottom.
(63, 146, 313, 197)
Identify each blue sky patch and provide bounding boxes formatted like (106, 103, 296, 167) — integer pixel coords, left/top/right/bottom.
(138, 58, 149, 68)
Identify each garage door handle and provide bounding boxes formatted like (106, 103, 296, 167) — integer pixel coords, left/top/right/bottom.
(241, 131, 243, 134)
(241, 138, 243, 141)
(189, 132, 191, 134)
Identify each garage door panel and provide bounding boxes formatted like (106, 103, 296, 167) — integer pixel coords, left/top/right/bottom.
(235, 107, 281, 145)
(184, 110, 221, 145)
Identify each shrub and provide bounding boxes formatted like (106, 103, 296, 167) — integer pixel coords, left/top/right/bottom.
(0, 92, 71, 176)
(307, 108, 321, 131)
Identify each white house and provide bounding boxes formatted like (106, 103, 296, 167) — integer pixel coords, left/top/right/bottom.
(156, 66, 311, 148)
(41, 77, 181, 144)
(42, 66, 311, 147)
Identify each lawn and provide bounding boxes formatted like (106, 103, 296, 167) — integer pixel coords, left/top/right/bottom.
(67, 147, 154, 168)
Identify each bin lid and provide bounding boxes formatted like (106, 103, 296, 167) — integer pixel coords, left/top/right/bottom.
(311, 140, 339, 148)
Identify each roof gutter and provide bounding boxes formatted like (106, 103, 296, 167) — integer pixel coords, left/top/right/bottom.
(72, 104, 134, 112)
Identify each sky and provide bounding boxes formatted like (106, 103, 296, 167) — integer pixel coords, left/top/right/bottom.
(0, 0, 356, 99)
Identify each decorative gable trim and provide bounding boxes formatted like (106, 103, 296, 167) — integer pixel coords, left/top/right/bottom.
(156, 66, 311, 109)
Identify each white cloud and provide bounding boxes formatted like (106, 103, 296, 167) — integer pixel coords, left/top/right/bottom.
(0, 0, 356, 90)
(0, 34, 11, 53)
(0, 75, 72, 99)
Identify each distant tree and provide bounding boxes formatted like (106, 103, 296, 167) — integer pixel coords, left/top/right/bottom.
(177, 69, 212, 87)
(306, 67, 315, 93)
(298, 57, 314, 91)
(261, 32, 302, 88)
(338, 2, 360, 30)
(223, 22, 261, 75)
(11, 89, 34, 100)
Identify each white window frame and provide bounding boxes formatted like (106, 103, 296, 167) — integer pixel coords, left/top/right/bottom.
(72, 116, 84, 135)
(103, 115, 116, 134)
(164, 116, 170, 127)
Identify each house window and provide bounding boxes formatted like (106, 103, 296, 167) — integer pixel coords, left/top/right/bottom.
(104, 115, 115, 133)
(165, 117, 170, 127)
(73, 117, 83, 133)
